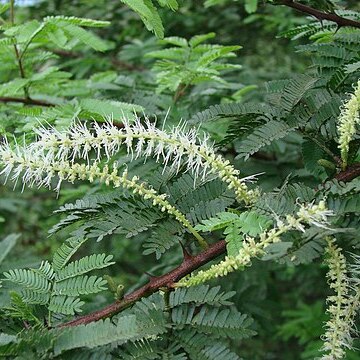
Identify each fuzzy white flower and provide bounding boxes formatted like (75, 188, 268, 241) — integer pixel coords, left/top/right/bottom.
(337, 80, 360, 169)
(321, 238, 360, 360)
(0, 144, 207, 248)
(29, 117, 259, 204)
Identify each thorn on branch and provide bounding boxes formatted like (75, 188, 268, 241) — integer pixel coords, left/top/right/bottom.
(23, 321, 31, 330)
(179, 242, 194, 262)
(144, 271, 157, 279)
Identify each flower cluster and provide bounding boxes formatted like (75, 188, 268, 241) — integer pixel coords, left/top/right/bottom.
(177, 201, 333, 287)
(30, 117, 259, 204)
(337, 80, 360, 169)
(0, 141, 207, 248)
(321, 238, 360, 360)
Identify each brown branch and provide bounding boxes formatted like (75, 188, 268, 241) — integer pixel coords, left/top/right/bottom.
(58, 240, 227, 328)
(279, 0, 360, 29)
(51, 49, 81, 58)
(9, 0, 30, 98)
(51, 49, 144, 72)
(0, 96, 54, 107)
(57, 159, 360, 329)
(110, 57, 145, 72)
(335, 162, 360, 182)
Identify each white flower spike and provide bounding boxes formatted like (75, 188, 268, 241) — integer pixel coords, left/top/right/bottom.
(321, 237, 360, 360)
(337, 79, 360, 169)
(0, 143, 207, 248)
(29, 116, 259, 204)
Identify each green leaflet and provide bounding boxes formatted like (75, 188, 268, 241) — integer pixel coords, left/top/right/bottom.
(57, 22, 109, 52)
(169, 285, 236, 307)
(194, 212, 239, 232)
(52, 275, 107, 296)
(0, 78, 29, 97)
(195, 211, 272, 257)
(55, 254, 115, 281)
(43, 15, 110, 27)
(4, 237, 114, 316)
(4, 268, 52, 293)
(175, 330, 242, 360)
(53, 237, 88, 271)
(53, 316, 144, 354)
(171, 305, 255, 339)
(120, 0, 179, 38)
(0, 234, 19, 266)
(3, 16, 110, 52)
(79, 98, 144, 121)
(244, 0, 258, 13)
(120, 0, 165, 38)
(48, 296, 85, 315)
(147, 33, 241, 93)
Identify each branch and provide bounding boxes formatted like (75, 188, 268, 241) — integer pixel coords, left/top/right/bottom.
(335, 162, 360, 182)
(51, 49, 145, 71)
(57, 160, 360, 329)
(279, 0, 360, 29)
(10, 0, 30, 98)
(58, 240, 227, 328)
(0, 96, 54, 107)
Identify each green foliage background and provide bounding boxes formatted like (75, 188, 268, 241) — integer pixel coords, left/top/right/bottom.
(0, 0, 359, 359)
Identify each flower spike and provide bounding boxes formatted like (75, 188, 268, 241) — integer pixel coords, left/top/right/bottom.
(0, 145, 207, 248)
(337, 79, 360, 169)
(30, 116, 259, 204)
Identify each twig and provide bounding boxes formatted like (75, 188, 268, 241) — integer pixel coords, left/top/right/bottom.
(335, 162, 360, 182)
(0, 96, 54, 107)
(9, 0, 30, 99)
(110, 57, 145, 72)
(173, 83, 189, 103)
(58, 240, 226, 328)
(279, 0, 360, 29)
(56, 157, 360, 328)
(51, 49, 145, 71)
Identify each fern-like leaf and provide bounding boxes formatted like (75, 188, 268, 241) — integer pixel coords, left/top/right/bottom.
(172, 305, 255, 339)
(54, 316, 139, 354)
(55, 254, 115, 281)
(169, 285, 235, 307)
(4, 269, 51, 293)
(53, 275, 107, 296)
(48, 296, 85, 315)
(52, 237, 87, 271)
(120, 0, 165, 38)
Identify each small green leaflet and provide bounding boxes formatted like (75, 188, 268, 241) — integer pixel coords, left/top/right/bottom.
(120, 0, 179, 38)
(79, 99, 144, 122)
(120, 0, 164, 38)
(245, 0, 258, 13)
(194, 212, 239, 232)
(0, 234, 19, 266)
(195, 211, 272, 257)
